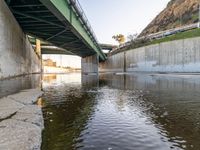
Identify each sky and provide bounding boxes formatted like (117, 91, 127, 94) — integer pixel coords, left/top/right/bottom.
(44, 0, 170, 68)
(42, 55, 81, 68)
(79, 0, 170, 45)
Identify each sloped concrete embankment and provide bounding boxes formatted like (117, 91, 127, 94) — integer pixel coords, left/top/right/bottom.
(0, 89, 43, 150)
(100, 37, 200, 73)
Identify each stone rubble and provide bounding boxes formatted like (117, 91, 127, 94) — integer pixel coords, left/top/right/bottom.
(0, 88, 43, 150)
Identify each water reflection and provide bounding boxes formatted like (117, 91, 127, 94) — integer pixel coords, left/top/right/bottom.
(100, 73, 200, 150)
(37, 98, 45, 108)
(42, 74, 57, 84)
(42, 73, 97, 150)
(0, 74, 41, 98)
(41, 73, 200, 150)
(81, 74, 99, 88)
(42, 73, 81, 87)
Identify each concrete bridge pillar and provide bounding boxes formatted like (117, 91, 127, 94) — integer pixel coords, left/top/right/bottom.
(36, 39, 41, 57)
(81, 54, 99, 75)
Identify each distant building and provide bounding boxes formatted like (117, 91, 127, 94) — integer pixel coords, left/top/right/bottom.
(42, 59, 56, 67)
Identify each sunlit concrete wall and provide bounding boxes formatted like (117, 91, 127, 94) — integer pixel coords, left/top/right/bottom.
(100, 37, 200, 73)
(81, 54, 98, 74)
(99, 52, 124, 73)
(0, 0, 41, 79)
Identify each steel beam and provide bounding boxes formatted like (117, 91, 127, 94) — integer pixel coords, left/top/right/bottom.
(16, 15, 55, 19)
(39, 0, 106, 60)
(11, 4, 44, 8)
(19, 10, 50, 13)
(12, 10, 65, 28)
(60, 39, 80, 47)
(46, 29, 67, 41)
(26, 31, 75, 40)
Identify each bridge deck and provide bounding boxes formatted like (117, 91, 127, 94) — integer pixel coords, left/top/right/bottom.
(5, 0, 106, 60)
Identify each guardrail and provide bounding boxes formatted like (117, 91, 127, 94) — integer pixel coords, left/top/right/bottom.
(69, 0, 100, 48)
(143, 23, 199, 40)
(111, 22, 199, 53)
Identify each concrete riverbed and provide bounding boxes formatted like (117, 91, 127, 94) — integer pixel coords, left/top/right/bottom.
(0, 88, 43, 150)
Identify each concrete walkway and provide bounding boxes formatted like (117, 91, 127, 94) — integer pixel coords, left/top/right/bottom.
(0, 89, 43, 150)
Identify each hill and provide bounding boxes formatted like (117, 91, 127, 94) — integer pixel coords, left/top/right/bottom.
(140, 0, 199, 36)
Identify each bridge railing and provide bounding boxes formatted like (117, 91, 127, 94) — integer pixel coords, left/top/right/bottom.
(69, 0, 100, 48)
(141, 23, 199, 40)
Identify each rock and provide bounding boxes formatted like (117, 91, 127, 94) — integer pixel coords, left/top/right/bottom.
(0, 97, 24, 119)
(0, 88, 44, 150)
(8, 88, 43, 105)
(12, 112, 44, 129)
(140, 0, 199, 36)
(0, 119, 42, 150)
(18, 105, 43, 116)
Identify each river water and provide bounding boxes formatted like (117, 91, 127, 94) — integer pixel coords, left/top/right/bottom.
(1, 73, 200, 150)
(39, 73, 200, 150)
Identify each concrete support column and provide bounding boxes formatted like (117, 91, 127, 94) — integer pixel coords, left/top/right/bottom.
(36, 39, 41, 57)
(35, 39, 43, 74)
(81, 54, 99, 75)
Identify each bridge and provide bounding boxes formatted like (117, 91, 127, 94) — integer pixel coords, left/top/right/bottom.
(2, 1, 200, 149)
(5, 0, 106, 61)
(28, 37, 116, 55)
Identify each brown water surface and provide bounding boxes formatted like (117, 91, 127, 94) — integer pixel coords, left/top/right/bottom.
(41, 73, 200, 150)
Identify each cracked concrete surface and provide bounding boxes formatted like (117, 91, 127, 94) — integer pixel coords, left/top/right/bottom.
(0, 88, 43, 150)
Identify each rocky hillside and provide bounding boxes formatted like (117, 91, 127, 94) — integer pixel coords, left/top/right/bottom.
(140, 0, 199, 36)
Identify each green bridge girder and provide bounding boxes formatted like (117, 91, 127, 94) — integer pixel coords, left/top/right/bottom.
(29, 36, 113, 55)
(5, 0, 106, 61)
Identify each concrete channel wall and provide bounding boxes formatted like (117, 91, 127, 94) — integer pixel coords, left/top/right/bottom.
(100, 37, 200, 73)
(82, 54, 99, 74)
(0, 0, 41, 79)
(99, 52, 125, 73)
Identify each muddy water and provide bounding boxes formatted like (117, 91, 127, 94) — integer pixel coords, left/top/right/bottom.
(41, 73, 200, 150)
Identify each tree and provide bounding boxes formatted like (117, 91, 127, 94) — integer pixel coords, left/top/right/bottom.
(112, 34, 125, 44)
(127, 33, 138, 42)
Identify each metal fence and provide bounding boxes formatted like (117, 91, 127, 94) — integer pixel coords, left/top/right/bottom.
(142, 23, 199, 40)
(112, 22, 199, 52)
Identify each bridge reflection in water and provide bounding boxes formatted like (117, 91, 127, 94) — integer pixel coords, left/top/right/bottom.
(41, 73, 200, 150)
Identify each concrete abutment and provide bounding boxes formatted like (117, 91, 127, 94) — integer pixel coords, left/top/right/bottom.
(0, 0, 41, 80)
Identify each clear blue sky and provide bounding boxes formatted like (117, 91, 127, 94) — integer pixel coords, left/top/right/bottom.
(79, 0, 170, 44)
(44, 0, 171, 67)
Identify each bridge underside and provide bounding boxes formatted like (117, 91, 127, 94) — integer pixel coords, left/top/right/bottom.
(41, 46, 75, 55)
(6, 0, 106, 60)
